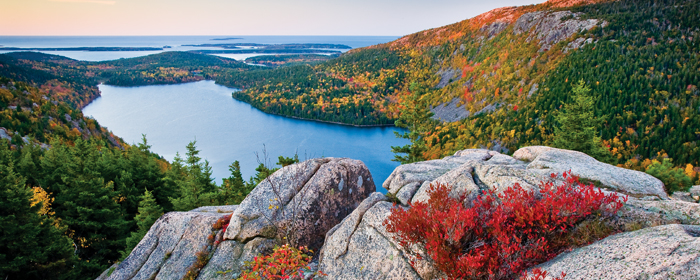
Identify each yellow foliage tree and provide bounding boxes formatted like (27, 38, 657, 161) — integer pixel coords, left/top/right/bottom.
(31, 186, 54, 216)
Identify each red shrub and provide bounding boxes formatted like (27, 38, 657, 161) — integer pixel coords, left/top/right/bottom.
(383, 171, 625, 280)
(521, 268, 566, 280)
(213, 213, 232, 235)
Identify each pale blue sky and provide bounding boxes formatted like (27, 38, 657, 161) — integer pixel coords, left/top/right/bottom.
(1, 0, 545, 36)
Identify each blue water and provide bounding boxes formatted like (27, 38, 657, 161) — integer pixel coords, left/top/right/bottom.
(0, 36, 398, 61)
(83, 81, 407, 192)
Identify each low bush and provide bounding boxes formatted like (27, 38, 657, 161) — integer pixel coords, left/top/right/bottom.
(238, 244, 320, 280)
(644, 158, 693, 194)
(383, 171, 626, 280)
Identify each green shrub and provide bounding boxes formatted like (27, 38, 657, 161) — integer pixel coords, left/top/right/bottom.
(645, 158, 692, 194)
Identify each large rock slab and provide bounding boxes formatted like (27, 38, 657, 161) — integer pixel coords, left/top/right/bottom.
(513, 146, 668, 199)
(319, 200, 425, 280)
(533, 224, 700, 280)
(224, 157, 375, 251)
(98, 211, 225, 280)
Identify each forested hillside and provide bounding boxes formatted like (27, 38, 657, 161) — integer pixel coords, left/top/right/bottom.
(221, 0, 700, 180)
(0, 54, 273, 279)
(0, 52, 251, 108)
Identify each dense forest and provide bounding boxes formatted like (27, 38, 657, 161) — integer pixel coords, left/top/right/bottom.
(0, 77, 288, 279)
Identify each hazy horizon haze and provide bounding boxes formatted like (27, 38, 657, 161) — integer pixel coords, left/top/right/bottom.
(1, 0, 545, 36)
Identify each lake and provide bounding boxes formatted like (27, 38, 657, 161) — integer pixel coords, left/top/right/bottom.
(83, 80, 408, 192)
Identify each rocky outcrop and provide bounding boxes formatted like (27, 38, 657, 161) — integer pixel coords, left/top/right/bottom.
(533, 224, 700, 279)
(514, 11, 604, 51)
(99, 158, 374, 280)
(101, 148, 698, 280)
(224, 157, 375, 251)
(97, 210, 231, 280)
(430, 97, 470, 123)
(513, 146, 668, 199)
(690, 186, 700, 201)
(435, 68, 459, 89)
(319, 147, 699, 279)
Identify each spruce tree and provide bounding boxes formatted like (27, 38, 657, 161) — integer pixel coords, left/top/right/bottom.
(218, 161, 255, 205)
(121, 190, 163, 259)
(552, 81, 610, 161)
(41, 140, 129, 279)
(392, 82, 434, 164)
(170, 141, 217, 211)
(0, 142, 76, 280)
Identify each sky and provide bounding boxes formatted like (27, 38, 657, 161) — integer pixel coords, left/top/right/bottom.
(1, 0, 546, 36)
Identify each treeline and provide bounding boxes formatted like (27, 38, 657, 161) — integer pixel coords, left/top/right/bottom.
(95, 52, 252, 87)
(0, 77, 119, 146)
(0, 77, 286, 280)
(215, 48, 410, 125)
(245, 54, 339, 67)
(0, 53, 100, 108)
(0, 133, 293, 279)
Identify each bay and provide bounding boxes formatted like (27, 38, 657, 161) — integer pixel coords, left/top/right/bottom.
(0, 36, 399, 61)
(83, 80, 408, 192)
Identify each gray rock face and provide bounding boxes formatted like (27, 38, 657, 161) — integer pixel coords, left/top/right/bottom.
(690, 185, 700, 197)
(319, 200, 424, 280)
(513, 146, 668, 199)
(533, 224, 700, 280)
(435, 68, 459, 89)
(190, 205, 238, 213)
(320, 147, 698, 279)
(430, 97, 470, 122)
(224, 157, 375, 251)
(514, 11, 604, 51)
(671, 191, 697, 203)
(99, 211, 226, 280)
(100, 158, 373, 280)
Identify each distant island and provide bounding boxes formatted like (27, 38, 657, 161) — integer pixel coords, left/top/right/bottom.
(211, 37, 243, 41)
(183, 43, 352, 49)
(189, 49, 342, 55)
(0, 46, 163, 52)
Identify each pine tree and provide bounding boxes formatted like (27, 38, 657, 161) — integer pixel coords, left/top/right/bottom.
(121, 190, 163, 259)
(392, 82, 434, 164)
(0, 141, 76, 280)
(552, 81, 611, 161)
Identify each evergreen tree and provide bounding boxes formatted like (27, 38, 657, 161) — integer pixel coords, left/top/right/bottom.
(218, 161, 255, 205)
(40, 140, 129, 279)
(392, 82, 434, 164)
(277, 154, 299, 167)
(169, 141, 217, 211)
(0, 141, 76, 280)
(552, 81, 610, 161)
(121, 190, 163, 259)
(162, 152, 186, 212)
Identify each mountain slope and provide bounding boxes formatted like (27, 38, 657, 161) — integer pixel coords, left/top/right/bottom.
(224, 0, 700, 172)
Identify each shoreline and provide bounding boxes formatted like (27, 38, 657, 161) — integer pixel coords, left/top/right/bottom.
(231, 95, 397, 128)
(262, 111, 397, 128)
(90, 80, 397, 128)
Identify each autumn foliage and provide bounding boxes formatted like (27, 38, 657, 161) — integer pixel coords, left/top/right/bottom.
(238, 244, 320, 280)
(383, 171, 625, 280)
